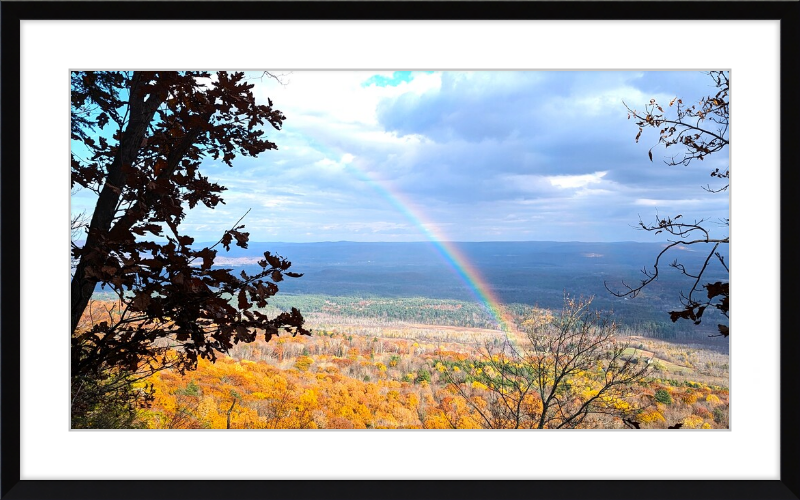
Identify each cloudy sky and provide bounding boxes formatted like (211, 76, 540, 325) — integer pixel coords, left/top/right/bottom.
(74, 70, 731, 243)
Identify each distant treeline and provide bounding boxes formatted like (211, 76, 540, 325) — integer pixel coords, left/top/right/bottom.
(261, 294, 719, 341)
(263, 294, 504, 330)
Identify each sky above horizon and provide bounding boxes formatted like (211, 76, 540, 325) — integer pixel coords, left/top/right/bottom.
(72, 70, 730, 244)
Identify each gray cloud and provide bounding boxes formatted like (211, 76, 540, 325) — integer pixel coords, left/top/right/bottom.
(173, 71, 729, 243)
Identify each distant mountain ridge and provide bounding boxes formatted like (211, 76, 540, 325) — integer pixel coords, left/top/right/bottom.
(195, 240, 718, 265)
(85, 240, 728, 339)
(192, 241, 728, 339)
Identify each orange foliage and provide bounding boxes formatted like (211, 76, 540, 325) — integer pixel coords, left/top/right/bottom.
(135, 323, 728, 430)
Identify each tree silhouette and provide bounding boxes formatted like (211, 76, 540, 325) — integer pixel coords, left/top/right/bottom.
(70, 72, 308, 403)
(606, 71, 729, 338)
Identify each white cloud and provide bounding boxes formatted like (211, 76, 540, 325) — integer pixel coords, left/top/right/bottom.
(177, 70, 730, 242)
(254, 71, 441, 127)
(547, 171, 608, 189)
(634, 198, 705, 207)
(314, 158, 338, 168)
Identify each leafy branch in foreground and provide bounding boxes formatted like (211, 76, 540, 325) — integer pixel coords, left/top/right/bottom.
(607, 71, 729, 338)
(71, 71, 309, 426)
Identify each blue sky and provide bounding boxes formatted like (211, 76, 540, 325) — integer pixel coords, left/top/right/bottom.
(72, 70, 730, 243)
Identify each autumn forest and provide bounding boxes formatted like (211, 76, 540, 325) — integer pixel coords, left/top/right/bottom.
(70, 70, 729, 430)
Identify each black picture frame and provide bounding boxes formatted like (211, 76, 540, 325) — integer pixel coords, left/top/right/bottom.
(1, 2, 797, 499)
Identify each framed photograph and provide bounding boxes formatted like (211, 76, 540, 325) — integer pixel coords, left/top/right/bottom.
(2, 1, 796, 499)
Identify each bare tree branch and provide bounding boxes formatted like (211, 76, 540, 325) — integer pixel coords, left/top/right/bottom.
(612, 71, 730, 338)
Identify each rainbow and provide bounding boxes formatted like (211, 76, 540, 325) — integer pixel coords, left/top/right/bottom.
(344, 157, 520, 337)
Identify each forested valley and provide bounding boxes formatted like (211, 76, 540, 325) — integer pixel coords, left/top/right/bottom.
(76, 293, 729, 430)
(69, 70, 730, 431)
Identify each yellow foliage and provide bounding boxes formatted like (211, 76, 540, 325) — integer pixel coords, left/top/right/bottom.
(682, 414, 705, 429)
(198, 396, 224, 428)
(137, 324, 724, 430)
(639, 409, 666, 424)
(682, 392, 699, 405)
(520, 394, 543, 417)
(599, 395, 631, 411)
(299, 389, 318, 407)
(294, 356, 313, 372)
(423, 412, 452, 429)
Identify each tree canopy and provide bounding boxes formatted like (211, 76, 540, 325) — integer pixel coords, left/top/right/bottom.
(70, 71, 308, 385)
